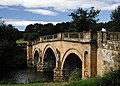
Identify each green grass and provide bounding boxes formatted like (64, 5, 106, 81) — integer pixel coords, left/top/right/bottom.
(0, 82, 68, 86)
(66, 77, 101, 86)
(0, 77, 101, 86)
(16, 38, 27, 44)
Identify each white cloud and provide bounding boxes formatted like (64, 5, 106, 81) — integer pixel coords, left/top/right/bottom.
(0, 0, 120, 12)
(4, 18, 59, 27)
(0, 0, 23, 6)
(25, 9, 58, 16)
(4, 18, 60, 30)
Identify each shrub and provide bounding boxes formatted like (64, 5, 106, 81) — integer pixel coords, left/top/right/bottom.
(68, 68, 82, 82)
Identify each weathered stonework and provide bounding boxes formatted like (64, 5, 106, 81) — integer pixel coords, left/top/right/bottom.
(97, 31, 120, 76)
(27, 31, 120, 80)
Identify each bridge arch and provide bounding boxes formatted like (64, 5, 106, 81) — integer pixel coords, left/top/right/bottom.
(43, 44, 57, 61)
(33, 48, 42, 67)
(62, 48, 83, 68)
(43, 44, 57, 70)
(61, 48, 83, 78)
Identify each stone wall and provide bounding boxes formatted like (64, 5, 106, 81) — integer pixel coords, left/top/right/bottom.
(97, 31, 120, 76)
(97, 48, 119, 76)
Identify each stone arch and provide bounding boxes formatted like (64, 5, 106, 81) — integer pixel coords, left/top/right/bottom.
(43, 44, 57, 61)
(61, 48, 83, 69)
(33, 48, 42, 66)
(42, 45, 57, 80)
(33, 48, 42, 57)
(61, 48, 83, 79)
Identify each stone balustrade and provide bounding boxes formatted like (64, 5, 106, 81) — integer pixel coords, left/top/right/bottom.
(97, 31, 120, 51)
(28, 31, 120, 52)
(29, 31, 97, 45)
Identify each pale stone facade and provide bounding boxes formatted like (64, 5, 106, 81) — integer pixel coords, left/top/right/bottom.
(27, 31, 120, 80)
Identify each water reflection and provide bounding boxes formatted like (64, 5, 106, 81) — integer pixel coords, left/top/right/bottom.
(0, 68, 53, 83)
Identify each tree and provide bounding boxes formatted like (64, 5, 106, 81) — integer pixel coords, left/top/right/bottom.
(69, 7, 100, 32)
(0, 17, 5, 26)
(0, 20, 26, 68)
(111, 5, 120, 32)
(54, 22, 70, 33)
(25, 24, 34, 33)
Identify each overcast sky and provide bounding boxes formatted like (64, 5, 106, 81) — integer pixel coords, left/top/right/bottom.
(0, 0, 120, 31)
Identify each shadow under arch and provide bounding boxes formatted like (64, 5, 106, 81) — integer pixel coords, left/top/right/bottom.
(61, 48, 83, 69)
(32, 48, 42, 67)
(61, 49, 83, 79)
(43, 44, 57, 61)
(43, 47, 56, 80)
(34, 50, 39, 67)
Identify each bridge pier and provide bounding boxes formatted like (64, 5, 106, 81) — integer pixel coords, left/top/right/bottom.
(54, 68, 64, 81)
(37, 62, 44, 72)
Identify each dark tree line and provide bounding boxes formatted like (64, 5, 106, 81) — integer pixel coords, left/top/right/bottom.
(0, 23, 26, 69)
(24, 22, 70, 41)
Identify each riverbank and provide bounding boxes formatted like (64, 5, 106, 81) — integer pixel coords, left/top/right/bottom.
(0, 77, 100, 86)
(0, 71, 119, 86)
(0, 82, 68, 86)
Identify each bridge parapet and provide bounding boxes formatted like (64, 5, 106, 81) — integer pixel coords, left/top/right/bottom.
(31, 31, 97, 45)
(97, 31, 120, 51)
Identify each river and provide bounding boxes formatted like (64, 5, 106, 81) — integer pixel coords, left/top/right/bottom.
(0, 68, 53, 84)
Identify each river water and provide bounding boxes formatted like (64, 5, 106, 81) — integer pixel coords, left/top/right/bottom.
(0, 68, 53, 83)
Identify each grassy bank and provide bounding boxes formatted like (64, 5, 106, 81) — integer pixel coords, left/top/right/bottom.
(0, 77, 100, 86)
(0, 82, 67, 86)
(66, 77, 101, 86)
(16, 38, 27, 44)
(0, 70, 119, 86)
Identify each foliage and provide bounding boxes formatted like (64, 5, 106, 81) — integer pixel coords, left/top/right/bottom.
(23, 33, 39, 41)
(68, 68, 82, 82)
(99, 53, 120, 86)
(0, 82, 67, 86)
(0, 22, 26, 69)
(24, 22, 70, 41)
(67, 77, 101, 86)
(69, 7, 100, 32)
(111, 5, 120, 32)
(100, 69, 120, 86)
(25, 24, 34, 33)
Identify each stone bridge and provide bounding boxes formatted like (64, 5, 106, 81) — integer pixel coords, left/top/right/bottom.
(27, 31, 120, 80)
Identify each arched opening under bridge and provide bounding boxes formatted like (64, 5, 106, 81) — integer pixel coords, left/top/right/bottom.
(43, 48, 56, 80)
(34, 50, 39, 67)
(63, 53, 82, 79)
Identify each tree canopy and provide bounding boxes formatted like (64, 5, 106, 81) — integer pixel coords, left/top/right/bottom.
(69, 7, 100, 32)
(111, 5, 120, 32)
(0, 20, 26, 69)
(24, 22, 70, 41)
